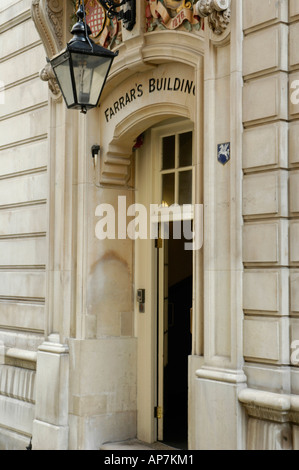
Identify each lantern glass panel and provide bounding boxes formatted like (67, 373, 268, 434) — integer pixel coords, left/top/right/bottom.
(71, 53, 112, 107)
(51, 53, 75, 107)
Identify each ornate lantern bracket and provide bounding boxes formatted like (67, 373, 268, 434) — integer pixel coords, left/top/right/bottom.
(98, 0, 136, 31)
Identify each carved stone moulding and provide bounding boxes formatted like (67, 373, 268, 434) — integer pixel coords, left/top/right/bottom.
(194, 0, 231, 35)
(31, 0, 64, 98)
(39, 61, 61, 96)
(31, 0, 231, 100)
(239, 388, 299, 426)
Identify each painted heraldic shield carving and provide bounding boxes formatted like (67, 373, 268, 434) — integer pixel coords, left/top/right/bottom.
(217, 143, 230, 166)
(76, 0, 108, 38)
(85, 0, 107, 38)
(146, 0, 202, 32)
(75, 0, 119, 47)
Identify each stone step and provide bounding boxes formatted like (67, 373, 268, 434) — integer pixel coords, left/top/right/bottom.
(100, 439, 177, 451)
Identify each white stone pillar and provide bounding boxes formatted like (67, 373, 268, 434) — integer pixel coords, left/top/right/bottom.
(31, 98, 77, 449)
(194, 0, 246, 449)
(32, 338, 69, 450)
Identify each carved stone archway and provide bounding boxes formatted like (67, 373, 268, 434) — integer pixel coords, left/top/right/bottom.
(98, 45, 203, 186)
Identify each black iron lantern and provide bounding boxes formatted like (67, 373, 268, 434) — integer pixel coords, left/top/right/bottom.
(50, 1, 118, 114)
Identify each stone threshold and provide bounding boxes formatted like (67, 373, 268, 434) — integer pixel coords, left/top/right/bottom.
(100, 439, 178, 451)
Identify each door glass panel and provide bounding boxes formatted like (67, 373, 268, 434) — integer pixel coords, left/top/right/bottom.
(178, 170, 192, 205)
(162, 136, 175, 170)
(162, 173, 175, 206)
(179, 132, 192, 167)
(160, 128, 193, 206)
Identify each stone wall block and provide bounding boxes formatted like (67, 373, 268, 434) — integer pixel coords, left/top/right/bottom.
(243, 122, 288, 171)
(243, 220, 288, 266)
(243, 0, 288, 33)
(243, 171, 288, 219)
(243, 24, 288, 78)
(243, 73, 288, 125)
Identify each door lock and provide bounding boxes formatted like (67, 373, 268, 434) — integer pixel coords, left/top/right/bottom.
(137, 289, 145, 313)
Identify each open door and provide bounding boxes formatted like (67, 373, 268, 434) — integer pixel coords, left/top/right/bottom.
(157, 221, 193, 449)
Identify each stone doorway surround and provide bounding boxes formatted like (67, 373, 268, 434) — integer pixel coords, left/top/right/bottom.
(29, 0, 250, 451)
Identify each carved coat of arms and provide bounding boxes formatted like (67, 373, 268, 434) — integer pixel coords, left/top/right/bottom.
(74, 0, 121, 48)
(146, 0, 203, 32)
(84, 0, 107, 38)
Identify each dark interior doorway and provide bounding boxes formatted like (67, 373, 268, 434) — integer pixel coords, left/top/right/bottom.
(159, 221, 193, 449)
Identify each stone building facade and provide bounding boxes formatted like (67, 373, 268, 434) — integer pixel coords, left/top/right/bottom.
(0, 0, 299, 450)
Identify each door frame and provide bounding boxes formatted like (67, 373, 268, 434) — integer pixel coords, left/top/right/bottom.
(135, 119, 195, 445)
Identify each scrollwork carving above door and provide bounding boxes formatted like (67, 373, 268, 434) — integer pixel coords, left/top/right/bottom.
(31, 0, 64, 98)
